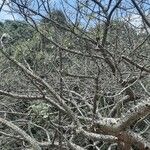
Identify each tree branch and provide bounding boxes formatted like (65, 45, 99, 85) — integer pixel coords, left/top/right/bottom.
(0, 117, 41, 150)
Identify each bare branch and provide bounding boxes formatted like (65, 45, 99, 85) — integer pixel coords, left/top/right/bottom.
(0, 117, 41, 150)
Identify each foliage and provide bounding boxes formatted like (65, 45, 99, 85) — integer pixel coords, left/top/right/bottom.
(0, 1, 150, 150)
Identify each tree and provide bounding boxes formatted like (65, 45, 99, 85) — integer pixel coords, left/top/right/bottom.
(0, 0, 150, 150)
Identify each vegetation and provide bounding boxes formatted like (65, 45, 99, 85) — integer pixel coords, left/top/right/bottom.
(0, 0, 150, 150)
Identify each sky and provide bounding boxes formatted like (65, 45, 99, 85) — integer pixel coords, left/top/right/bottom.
(0, 0, 62, 22)
(0, 0, 146, 29)
(0, 0, 20, 21)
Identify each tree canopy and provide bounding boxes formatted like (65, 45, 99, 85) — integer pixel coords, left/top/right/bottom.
(0, 0, 150, 150)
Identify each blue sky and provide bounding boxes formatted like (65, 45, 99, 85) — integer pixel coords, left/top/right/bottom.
(0, 0, 62, 22)
(0, 0, 20, 21)
(0, 0, 146, 29)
